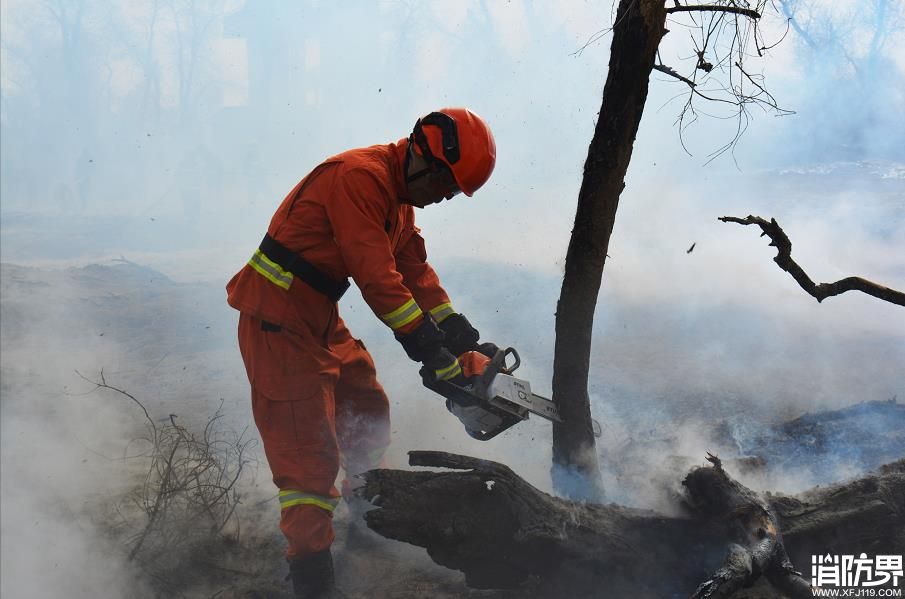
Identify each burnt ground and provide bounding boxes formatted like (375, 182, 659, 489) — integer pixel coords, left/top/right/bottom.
(207, 508, 527, 599)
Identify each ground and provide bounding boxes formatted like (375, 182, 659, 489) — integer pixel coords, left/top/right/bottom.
(1, 259, 901, 598)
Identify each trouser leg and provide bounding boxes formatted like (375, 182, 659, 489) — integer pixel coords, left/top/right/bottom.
(330, 319, 391, 496)
(253, 385, 340, 557)
(238, 313, 342, 560)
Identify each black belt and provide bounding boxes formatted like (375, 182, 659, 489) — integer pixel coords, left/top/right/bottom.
(259, 233, 350, 302)
(261, 320, 282, 332)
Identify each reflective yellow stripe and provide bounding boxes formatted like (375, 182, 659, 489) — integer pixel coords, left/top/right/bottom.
(278, 489, 339, 512)
(429, 302, 455, 323)
(380, 298, 422, 330)
(248, 249, 293, 290)
(435, 359, 462, 381)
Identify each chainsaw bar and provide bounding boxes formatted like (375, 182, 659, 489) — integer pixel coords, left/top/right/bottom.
(486, 373, 562, 423)
(427, 347, 601, 440)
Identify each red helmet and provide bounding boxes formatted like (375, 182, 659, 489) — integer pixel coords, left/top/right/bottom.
(410, 107, 496, 196)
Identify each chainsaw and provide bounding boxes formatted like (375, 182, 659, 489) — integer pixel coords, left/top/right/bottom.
(423, 347, 573, 441)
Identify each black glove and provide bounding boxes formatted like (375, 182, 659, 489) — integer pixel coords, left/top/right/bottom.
(396, 318, 465, 386)
(438, 313, 480, 356)
(475, 342, 500, 358)
(396, 317, 445, 362)
(420, 347, 465, 387)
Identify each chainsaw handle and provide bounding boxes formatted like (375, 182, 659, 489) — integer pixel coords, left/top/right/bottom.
(480, 346, 521, 388)
(499, 347, 520, 375)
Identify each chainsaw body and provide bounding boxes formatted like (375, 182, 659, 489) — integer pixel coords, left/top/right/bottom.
(425, 347, 563, 440)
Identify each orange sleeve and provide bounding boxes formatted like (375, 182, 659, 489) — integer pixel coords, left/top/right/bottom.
(396, 229, 455, 324)
(326, 167, 424, 334)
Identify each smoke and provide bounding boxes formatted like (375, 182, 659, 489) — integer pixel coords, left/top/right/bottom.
(0, 265, 153, 598)
(0, 396, 148, 599)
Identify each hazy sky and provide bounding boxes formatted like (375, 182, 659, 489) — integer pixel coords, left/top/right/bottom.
(1, 2, 904, 596)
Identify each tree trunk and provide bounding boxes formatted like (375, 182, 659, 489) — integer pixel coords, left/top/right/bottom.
(552, 0, 667, 499)
(358, 453, 905, 598)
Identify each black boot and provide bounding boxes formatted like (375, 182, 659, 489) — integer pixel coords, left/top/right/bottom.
(288, 549, 334, 599)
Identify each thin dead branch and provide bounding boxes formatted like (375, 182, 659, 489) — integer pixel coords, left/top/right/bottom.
(667, 4, 762, 20)
(79, 372, 256, 577)
(654, 63, 698, 87)
(661, 1, 795, 162)
(719, 215, 905, 307)
(76, 369, 154, 434)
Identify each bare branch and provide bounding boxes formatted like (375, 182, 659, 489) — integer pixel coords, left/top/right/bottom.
(654, 63, 698, 87)
(84, 372, 257, 578)
(75, 369, 156, 436)
(572, 26, 614, 56)
(734, 61, 792, 114)
(667, 4, 762, 20)
(661, 1, 792, 161)
(719, 215, 905, 307)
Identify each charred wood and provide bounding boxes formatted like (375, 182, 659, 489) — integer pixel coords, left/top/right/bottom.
(358, 452, 904, 598)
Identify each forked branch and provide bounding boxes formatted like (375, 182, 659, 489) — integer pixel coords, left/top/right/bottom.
(719, 215, 905, 307)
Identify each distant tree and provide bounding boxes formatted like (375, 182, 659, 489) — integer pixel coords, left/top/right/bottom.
(167, 0, 224, 125)
(0, 0, 104, 210)
(777, 0, 905, 160)
(0, 0, 233, 212)
(104, 1, 164, 123)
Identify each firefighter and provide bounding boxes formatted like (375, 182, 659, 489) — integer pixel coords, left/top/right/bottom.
(226, 108, 498, 598)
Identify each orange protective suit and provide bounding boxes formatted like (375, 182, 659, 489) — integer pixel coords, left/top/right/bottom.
(227, 139, 454, 558)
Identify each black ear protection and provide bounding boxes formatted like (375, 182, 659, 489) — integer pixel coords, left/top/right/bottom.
(410, 112, 460, 167)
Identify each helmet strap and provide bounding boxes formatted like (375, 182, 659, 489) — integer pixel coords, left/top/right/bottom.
(405, 131, 438, 185)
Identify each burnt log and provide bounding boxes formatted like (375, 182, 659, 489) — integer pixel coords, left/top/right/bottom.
(684, 454, 813, 598)
(772, 460, 905, 573)
(357, 452, 905, 598)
